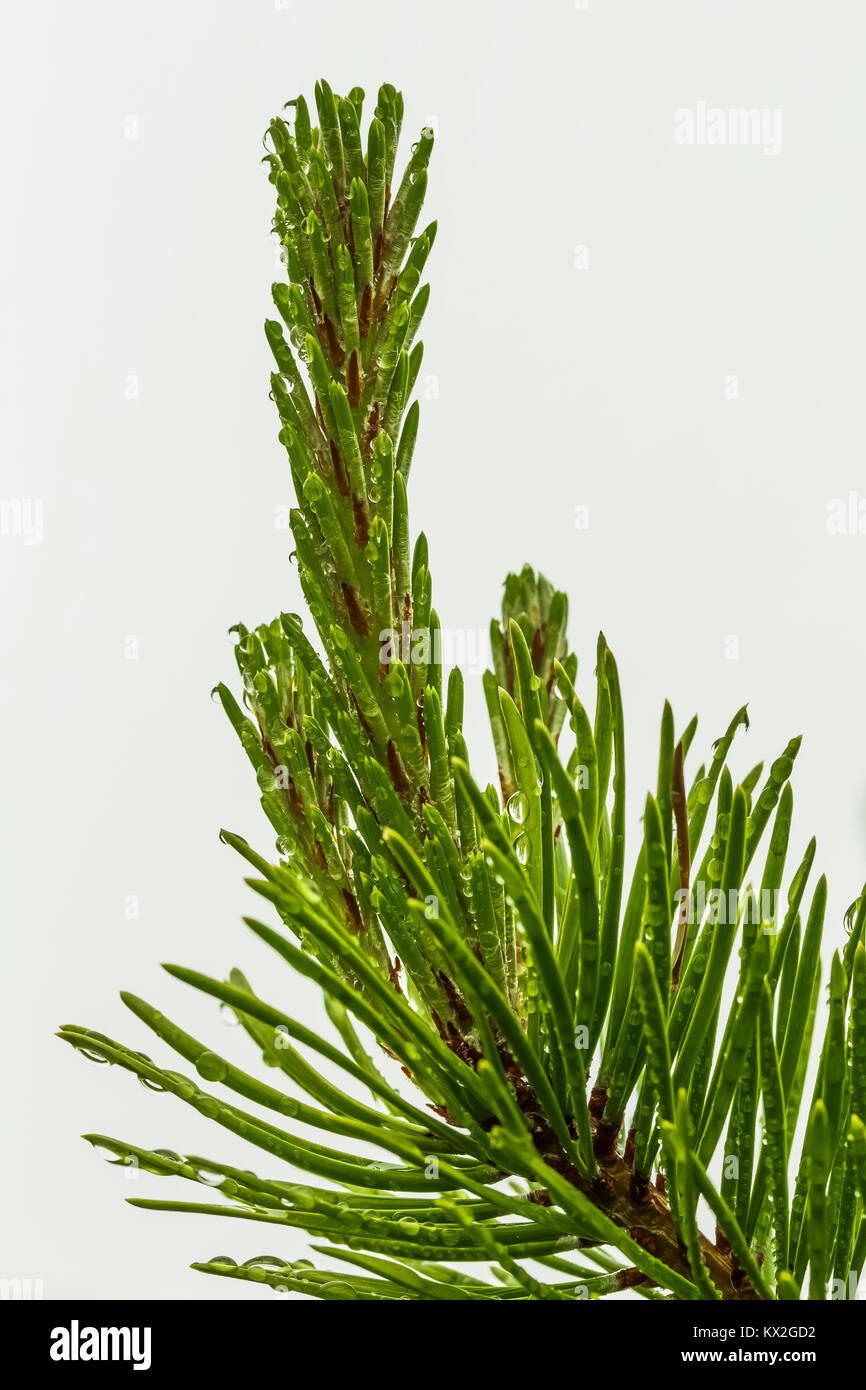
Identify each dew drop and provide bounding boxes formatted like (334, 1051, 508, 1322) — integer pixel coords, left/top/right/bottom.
(91, 1142, 122, 1162)
(138, 1075, 167, 1093)
(195, 1166, 226, 1187)
(513, 833, 528, 866)
(195, 1052, 228, 1083)
(256, 765, 277, 793)
(289, 1187, 316, 1210)
(506, 791, 528, 825)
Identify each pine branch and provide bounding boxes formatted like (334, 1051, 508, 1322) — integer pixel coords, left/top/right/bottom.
(61, 79, 866, 1303)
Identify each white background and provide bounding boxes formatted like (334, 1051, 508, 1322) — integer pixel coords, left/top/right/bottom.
(3, 0, 866, 1299)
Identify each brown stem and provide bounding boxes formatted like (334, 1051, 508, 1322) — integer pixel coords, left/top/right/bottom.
(474, 1039, 756, 1299)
